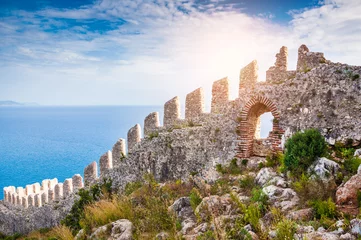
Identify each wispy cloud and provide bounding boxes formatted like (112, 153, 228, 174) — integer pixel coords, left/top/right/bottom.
(0, 0, 360, 106)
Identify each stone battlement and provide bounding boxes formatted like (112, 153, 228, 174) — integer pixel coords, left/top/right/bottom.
(3, 175, 83, 208)
(2, 45, 361, 217)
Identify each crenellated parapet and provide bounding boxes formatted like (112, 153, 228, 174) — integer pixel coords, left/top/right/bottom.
(211, 77, 229, 114)
(185, 88, 205, 119)
(144, 112, 160, 136)
(2, 175, 83, 209)
(164, 96, 181, 127)
(127, 124, 141, 153)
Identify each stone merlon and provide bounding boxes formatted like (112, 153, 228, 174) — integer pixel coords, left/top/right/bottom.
(144, 112, 160, 136)
(211, 77, 229, 114)
(185, 88, 205, 119)
(239, 60, 258, 92)
(163, 96, 181, 127)
(127, 124, 141, 153)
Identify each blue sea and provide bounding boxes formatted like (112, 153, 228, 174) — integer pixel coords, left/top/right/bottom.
(0, 106, 163, 200)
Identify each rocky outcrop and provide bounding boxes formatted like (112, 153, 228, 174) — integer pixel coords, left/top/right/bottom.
(169, 197, 196, 235)
(89, 219, 133, 240)
(336, 174, 361, 215)
(308, 157, 340, 180)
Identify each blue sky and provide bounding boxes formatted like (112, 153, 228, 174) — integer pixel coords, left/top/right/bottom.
(0, 0, 360, 106)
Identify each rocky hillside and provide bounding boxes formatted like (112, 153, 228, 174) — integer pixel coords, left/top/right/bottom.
(2, 129, 361, 240)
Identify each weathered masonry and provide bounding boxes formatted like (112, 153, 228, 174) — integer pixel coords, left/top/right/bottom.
(2, 45, 361, 235)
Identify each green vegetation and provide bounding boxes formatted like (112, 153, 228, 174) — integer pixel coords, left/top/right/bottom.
(352, 74, 360, 80)
(62, 178, 113, 234)
(311, 198, 337, 219)
(148, 131, 159, 140)
(275, 219, 297, 240)
(216, 158, 242, 175)
(265, 152, 284, 168)
(292, 173, 336, 205)
(284, 129, 327, 175)
(189, 188, 202, 211)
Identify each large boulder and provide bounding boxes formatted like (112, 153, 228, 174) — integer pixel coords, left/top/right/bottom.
(262, 185, 299, 212)
(307, 157, 340, 180)
(354, 149, 361, 157)
(255, 168, 277, 187)
(195, 195, 233, 219)
(336, 174, 361, 215)
(89, 219, 133, 240)
(286, 208, 313, 221)
(169, 197, 196, 234)
(350, 219, 361, 236)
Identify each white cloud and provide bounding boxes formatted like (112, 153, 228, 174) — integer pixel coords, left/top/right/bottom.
(0, 0, 361, 106)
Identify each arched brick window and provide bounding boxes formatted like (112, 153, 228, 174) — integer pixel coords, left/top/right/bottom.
(237, 96, 283, 158)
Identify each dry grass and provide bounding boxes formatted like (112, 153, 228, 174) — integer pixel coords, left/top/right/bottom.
(80, 198, 128, 233)
(48, 225, 74, 240)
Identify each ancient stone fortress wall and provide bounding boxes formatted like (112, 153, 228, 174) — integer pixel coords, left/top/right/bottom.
(2, 45, 361, 235)
(3, 175, 83, 208)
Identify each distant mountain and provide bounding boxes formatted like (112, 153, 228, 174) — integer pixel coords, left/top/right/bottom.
(0, 100, 39, 106)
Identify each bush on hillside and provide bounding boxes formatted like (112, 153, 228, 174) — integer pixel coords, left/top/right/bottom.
(284, 129, 327, 174)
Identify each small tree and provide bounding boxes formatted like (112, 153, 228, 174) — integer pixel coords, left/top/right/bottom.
(284, 129, 326, 174)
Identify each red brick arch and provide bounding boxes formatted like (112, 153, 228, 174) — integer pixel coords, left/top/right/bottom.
(237, 96, 283, 158)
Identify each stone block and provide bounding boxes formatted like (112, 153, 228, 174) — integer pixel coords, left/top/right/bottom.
(22, 196, 28, 208)
(48, 189, 55, 202)
(34, 194, 42, 207)
(84, 161, 98, 187)
(112, 138, 126, 167)
(28, 194, 35, 207)
(164, 96, 180, 127)
(54, 183, 63, 201)
(49, 178, 58, 189)
(185, 88, 205, 119)
(239, 60, 258, 91)
(100, 150, 113, 174)
(42, 191, 48, 204)
(211, 77, 229, 114)
(33, 183, 41, 194)
(127, 124, 141, 153)
(72, 174, 84, 190)
(144, 112, 160, 135)
(63, 178, 73, 198)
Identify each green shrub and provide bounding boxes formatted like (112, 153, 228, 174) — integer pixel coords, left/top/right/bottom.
(241, 159, 248, 166)
(226, 217, 252, 240)
(275, 219, 296, 240)
(284, 129, 327, 174)
(62, 179, 113, 234)
(266, 152, 284, 168)
(244, 203, 261, 232)
(196, 230, 216, 240)
(250, 188, 268, 213)
(311, 198, 337, 219)
(352, 74, 360, 81)
(148, 131, 159, 140)
(344, 157, 361, 175)
(0, 232, 22, 240)
(210, 178, 230, 196)
(292, 174, 336, 205)
(215, 159, 241, 175)
(124, 181, 143, 196)
(189, 188, 203, 211)
(239, 175, 255, 191)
